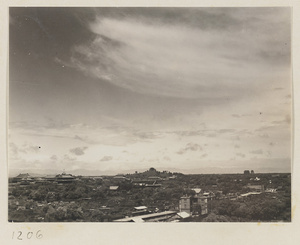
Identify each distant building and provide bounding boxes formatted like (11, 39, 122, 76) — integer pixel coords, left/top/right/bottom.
(191, 188, 202, 194)
(134, 206, 148, 211)
(113, 211, 178, 222)
(265, 188, 277, 193)
(147, 176, 162, 181)
(113, 175, 129, 181)
(247, 184, 264, 192)
(251, 170, 255, 174)
(132, 206, 149, 216)
(177, 212, 191, 219)
(15, 173, 31, 179)
(145, 183, 162, 187)
(55, 172, 75, 183)
(179, 196, 191, 214)
(109, 186, 119, 191)
(179, 194, 209, 215)
(45, 175, 57, 182)
(12, 173, 34, 183)
(244, 170, 250, 175)
(240, 192, 262, 197)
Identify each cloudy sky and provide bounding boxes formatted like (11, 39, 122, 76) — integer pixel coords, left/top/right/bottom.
(9, 7, 291, 175)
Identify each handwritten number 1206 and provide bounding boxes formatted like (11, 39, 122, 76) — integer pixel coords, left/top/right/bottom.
(12, 230, 43, 240)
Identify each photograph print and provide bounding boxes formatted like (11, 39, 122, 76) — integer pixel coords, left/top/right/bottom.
(8, 7, 292, 222)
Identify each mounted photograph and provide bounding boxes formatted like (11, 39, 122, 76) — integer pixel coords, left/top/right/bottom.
(8, 7, 292, 222)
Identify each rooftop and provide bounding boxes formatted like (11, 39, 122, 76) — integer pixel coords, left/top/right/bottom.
(134, 206, 148, 210)
(114, 211, 177, 222)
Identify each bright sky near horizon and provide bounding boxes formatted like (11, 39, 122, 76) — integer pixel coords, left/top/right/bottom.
(9, 7, 291, 175)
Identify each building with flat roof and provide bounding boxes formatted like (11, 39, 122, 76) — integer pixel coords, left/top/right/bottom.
(247, 184, 264, 192)
(113, 211, 178, 222)
(109, 186, 119, 191)
(179, 194, 209, 215)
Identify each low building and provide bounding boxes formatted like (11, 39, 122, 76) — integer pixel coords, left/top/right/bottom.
(148, 176, 162, 181)
(247, 184, 264, 192)
(113, 211, 178, 222)
(113, 175, 130, 181)
(109, 186, 119, 191)
(240, 192, 262, 197)
(132, 206, 149, 216)
(265, 188, 277, 193)
(55, 172, 76, 183)
(179, 196, 191, 214)
(179, 194, 209, 215)
(12, 173, 35, 183)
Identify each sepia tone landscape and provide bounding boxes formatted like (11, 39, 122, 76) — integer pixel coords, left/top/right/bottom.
(8, 168, 291, 222)
(9, 7, 291, 223)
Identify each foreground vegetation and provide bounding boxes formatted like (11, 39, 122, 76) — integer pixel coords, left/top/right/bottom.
(8, 169, 291, 222)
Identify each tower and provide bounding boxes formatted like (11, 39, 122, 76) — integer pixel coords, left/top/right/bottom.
(179, 196, 191, 214)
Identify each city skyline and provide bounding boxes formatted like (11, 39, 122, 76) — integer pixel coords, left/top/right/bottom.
(9, 7, 291, 175)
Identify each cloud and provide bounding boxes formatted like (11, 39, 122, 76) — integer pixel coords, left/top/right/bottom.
(218, 129, 236, 134)
(236, 153, 246, 158)
(10, 119, 71, 132)
(50, 155, 58, 161)
(9, 142, 19, 156)
(201, 153, 208, 158)
(163, 156, 171, 161)
(258, 133, 269, 138)
(231, 114, 251, 118)
(250, 149, 264, 155)
(100, 156, 113, 161)
(74, 135, 97, 144)
(177, 142, 202, 154)
(63, 154, 76, 161)
(207, 133, 217, 138)
(69, 146, 88, 156)
(60, 8, 290, 101)
(11, 142, 41, 154)
(133, 131, 161, 140)
(285, 114, 291, 124)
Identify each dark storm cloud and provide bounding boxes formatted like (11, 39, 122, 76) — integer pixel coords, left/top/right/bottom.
(60, 7, 290, 100)
(9, 8, 97, 58)
(8, 7, 291, 174)
(93, 7, 242, 30)
(69, 146, 88, 155)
